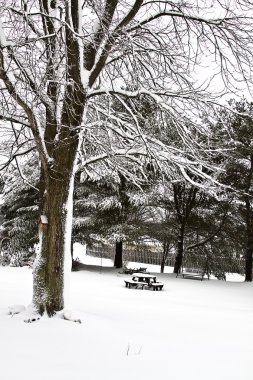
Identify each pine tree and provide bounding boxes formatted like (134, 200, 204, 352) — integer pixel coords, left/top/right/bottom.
(0, 159, 40, 265)
(214, 99, 253, 281)
(73, 169, 150, 268)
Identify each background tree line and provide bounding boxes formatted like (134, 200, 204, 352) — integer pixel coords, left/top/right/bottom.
(1, 98, 252, 281)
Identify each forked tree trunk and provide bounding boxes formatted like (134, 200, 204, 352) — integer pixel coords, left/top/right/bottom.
(33, 91, 84, 316)
(114, 241, 123, 268)
(31, 3, 87, 315)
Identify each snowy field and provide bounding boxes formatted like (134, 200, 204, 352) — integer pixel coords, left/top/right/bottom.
(0, 247, 252, 380)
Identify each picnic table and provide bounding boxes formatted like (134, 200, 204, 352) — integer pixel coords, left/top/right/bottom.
(124, 273, 164, 291)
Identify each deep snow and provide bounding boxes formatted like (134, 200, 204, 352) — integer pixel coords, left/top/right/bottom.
(0, 246, 252, 380)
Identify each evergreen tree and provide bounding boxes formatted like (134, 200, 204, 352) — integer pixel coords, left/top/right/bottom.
(73, 169, 150, 268)
(214, 99, 253, 281)
(0, 159, 40, 265)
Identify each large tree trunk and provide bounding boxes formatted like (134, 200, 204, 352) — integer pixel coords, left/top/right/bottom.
(114, 241, 123, 268)
(33, 170, 75, 316)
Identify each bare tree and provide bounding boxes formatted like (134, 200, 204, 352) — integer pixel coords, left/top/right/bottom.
(0, 0, 253, 318)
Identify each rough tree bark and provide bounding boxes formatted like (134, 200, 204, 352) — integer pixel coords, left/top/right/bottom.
(34, 167, 78, 315)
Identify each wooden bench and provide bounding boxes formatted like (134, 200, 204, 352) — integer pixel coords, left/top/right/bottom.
(176, 268, 208, 281)
(124, 280, 147, 289)
(150, 283, 164, 291)
(122, 267, 149, 275)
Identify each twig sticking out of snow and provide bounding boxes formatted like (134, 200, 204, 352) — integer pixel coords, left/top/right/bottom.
(24, 315, 41, 323)
(126, 343, 143, 356)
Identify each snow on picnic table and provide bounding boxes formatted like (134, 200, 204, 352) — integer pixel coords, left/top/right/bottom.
(0, 253, 252, 380)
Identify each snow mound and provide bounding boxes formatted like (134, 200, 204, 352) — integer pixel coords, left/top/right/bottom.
(8, 305, 26, 315)
(63, 309, 82, 323)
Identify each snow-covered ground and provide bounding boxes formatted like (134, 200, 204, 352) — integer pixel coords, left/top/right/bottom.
(0, 245, 252, 380)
